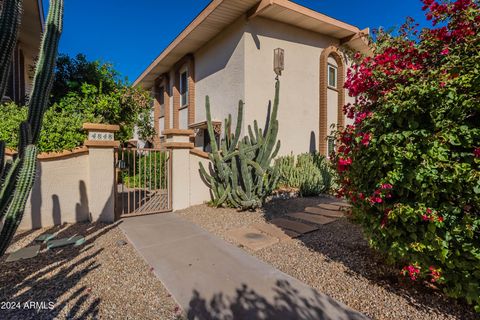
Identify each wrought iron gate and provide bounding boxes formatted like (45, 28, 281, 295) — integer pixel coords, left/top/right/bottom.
(115, 147, 172, 218)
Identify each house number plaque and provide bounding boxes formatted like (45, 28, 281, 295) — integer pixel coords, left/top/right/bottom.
(88, 131, 114, 141)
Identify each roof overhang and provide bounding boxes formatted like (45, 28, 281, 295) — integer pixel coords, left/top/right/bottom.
(134, 0, 370, 89)
(18, 0, 44, 55)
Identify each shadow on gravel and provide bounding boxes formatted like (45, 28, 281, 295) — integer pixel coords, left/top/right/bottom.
(187, 279, 367, 320)
(0, 222, 119, 320)
(262, 196, 477, 319)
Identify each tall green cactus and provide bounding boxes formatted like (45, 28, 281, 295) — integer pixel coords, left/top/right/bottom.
(199, 80, 281, 210)
(0, 0, 64, 256)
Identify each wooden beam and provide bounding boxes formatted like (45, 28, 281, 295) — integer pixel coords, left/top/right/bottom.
(340, 28, 370, 45)
(247, 0, 273, 20)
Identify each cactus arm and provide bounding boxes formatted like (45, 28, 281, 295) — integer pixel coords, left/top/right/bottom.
(0, 145, 37, 256)
(27, 0, 64, 144)
(0, 141, 5, 176)
(0, 0, 64, 256)
(0, 158, 20, 220)
(229, 101, 243, 152)
(200, 79, 281, 210)
(0, 0, 23, 97)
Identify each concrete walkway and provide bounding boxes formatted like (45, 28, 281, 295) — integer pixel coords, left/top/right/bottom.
(120, 213, 368, 320)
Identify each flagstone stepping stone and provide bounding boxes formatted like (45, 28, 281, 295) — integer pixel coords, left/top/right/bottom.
(47, 236, 85, 249)
(330, 201, 352, 208)
(287, 212, 337, 225)
(305, 207, 345, 218)
(317, 203, 342, 211)
(35, 233, 55, 243)
(227, 226, 279, 251)
(6, 245, 41, 262)
(270, 218, 318, 234)
(251, 222, 300, 240)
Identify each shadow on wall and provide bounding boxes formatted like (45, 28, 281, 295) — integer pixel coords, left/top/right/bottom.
(31, 176, 103, 229)
(186, 280, 367, 320)
(195, 20, 244, 83)
(30, 161, 42, 228)
(46, 181, 90, 229)
(246, 18, 334, 53)
(309, 131, 317, 153)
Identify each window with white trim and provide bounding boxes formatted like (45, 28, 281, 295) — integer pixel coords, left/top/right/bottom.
(328, 64, 337, 89)
(180, 68, 189, 108)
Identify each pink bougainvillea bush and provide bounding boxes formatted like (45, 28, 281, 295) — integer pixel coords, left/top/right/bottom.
(333, 0, 480, 310)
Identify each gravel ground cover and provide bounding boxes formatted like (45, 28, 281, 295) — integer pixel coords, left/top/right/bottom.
(0, 222, 181, 320)
(177, 196, 477, 320)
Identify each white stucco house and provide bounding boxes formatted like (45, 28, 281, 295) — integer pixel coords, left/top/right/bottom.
(1, 0, 44, 105)
(134, 0, 369, 157)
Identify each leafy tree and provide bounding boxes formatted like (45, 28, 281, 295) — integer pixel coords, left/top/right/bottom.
(2, 53, 156, 152)
(51, 53, 118, 103)
(333, 0, 479, 310)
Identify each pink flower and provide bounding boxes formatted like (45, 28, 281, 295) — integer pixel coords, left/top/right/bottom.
(361, 133, 371, 146)
(474, 148, 480, 158)
(402, 264, 421, 281)
(337, 157, 353, 172)
(381, 183, 393, 190)
(369, 195, 383, 204)
(439, 82, 446, 88)
(437, 216, 444, 223)
(422, 214, 429, 221)
(426, 208, 432, 214)
(440, 48, 449, 55)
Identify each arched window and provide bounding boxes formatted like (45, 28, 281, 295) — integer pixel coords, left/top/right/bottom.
(319, 46, 345, 156)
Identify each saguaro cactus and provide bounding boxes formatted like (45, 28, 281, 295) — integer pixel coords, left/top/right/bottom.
(0, 0, 64, 256)
(199, 80, 281, 210)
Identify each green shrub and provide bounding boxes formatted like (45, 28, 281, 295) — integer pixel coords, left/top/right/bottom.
(275, 152, 333, 197)
(333, 0, 480, 310)
(1, 82, 153, 153)
(121, 150, 169, 189)
(0, 102, 93, 153)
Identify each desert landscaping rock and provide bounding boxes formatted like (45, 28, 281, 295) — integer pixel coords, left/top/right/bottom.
(178, 198, 477, 320)
(6, 245, 41, 262)
(227, 226, 279, 251)
(1, 223, 180, 320)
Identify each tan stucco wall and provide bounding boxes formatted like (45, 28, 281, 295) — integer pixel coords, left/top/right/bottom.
(87, 148, 115, 223)
(189, 154, 211, 206)
(194, 17, 246, 133)
(8, 146, 117, 230)
(20, 153, 90, 230)
(179, 107, 188, 129)
(244, 17, 343, 156)
(170, 16, 355, 156)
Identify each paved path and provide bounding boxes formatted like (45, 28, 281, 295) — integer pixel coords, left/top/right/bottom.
(120, 213, 368, 320)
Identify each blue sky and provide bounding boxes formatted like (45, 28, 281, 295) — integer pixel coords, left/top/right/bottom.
(44, 0, 431, 83)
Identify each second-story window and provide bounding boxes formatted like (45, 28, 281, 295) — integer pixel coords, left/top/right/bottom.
(328, 64, 337, 89)
(180, 69, 188, 108)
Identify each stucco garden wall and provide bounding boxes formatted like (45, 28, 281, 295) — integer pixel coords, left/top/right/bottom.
(20, 152, 91, 230)
(5, 141, 117, 230)
(189, 153, 211, 206)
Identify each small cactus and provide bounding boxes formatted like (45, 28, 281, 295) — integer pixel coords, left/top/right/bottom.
(199, 81, 281, 210)
(0, 0, 64, 256)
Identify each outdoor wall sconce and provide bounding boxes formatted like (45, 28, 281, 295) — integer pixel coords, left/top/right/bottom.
(274, 48, 284, 77)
